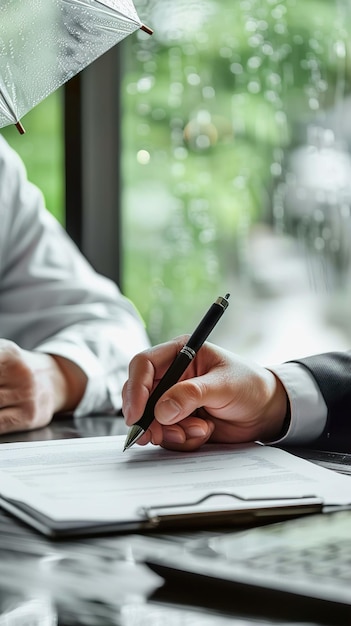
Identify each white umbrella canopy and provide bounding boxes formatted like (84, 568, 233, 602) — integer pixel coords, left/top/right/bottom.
(0, 0, 152, 133)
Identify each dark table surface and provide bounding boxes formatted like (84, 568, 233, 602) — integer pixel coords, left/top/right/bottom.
(0, 414, 350, 626)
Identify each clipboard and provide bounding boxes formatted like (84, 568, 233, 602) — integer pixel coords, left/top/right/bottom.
(0, 435, 349, 540)
(0, 492, 323, 539)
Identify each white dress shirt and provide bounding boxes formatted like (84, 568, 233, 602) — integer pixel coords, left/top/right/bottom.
(0, 136, 150, 415)
(269, 363, 328, 445)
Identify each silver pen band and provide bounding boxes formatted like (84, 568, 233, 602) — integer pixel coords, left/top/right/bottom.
(180, 346, 196, 360)
(215, 295, 230, 310)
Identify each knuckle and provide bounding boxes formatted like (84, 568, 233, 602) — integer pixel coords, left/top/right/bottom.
(180, 379, 204, 407)
(0, 411, 30, 434)
(0, 340, 21, 363)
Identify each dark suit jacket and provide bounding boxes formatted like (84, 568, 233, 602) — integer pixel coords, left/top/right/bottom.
(290, 352, 351, 452)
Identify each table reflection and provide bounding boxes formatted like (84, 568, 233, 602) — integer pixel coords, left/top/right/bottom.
(0, 414, 127, 444)
(0, 539, 284, 626)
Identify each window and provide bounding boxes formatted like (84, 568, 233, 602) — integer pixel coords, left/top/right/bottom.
(121, 0, 351, 361)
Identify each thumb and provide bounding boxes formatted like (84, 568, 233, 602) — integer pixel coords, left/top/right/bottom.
(154, 378, 207, 425)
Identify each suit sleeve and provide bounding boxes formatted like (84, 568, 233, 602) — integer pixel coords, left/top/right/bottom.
(290, 351, 351, 451)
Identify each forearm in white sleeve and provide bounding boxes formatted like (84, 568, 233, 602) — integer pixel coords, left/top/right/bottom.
(268, 363, 328, 445)
(0, 136, 150, 416)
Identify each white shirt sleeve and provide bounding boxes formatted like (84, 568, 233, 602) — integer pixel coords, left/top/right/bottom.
(268, 362, 328, 445)
(0, 137, 150, 415)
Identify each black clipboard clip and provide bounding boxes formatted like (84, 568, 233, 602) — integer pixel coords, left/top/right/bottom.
(140, 492, 323, 530)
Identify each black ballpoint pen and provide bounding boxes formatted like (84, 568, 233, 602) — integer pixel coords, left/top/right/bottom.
(123, 293, 230, 451)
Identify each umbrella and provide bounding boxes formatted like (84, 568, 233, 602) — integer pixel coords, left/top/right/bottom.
(0, 0, 152, 134)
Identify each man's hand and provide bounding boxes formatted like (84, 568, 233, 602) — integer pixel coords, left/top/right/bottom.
(0, 339, 87, 434)
(122, 337, 288, 451)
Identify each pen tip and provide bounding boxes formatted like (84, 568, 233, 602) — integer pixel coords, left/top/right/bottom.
(225, 293, 230, 300)
(123, 424, 145, 451)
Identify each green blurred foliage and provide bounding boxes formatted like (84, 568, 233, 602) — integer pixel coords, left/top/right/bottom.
(1, 91, 64, 224)
(122, 0, 351, 342)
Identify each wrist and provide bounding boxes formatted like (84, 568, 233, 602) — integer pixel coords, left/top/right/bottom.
(261, 371, 289, 441)
(48, 354, 87, 413)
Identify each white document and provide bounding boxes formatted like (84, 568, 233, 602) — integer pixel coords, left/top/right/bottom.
(0, 436, 350, 536)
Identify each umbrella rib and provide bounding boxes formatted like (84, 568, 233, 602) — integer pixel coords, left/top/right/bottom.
(140, 24, 153, 35)
(63, 0, 140, 26)
(90, 0, 153, 33)
(0, 86, 25, 134)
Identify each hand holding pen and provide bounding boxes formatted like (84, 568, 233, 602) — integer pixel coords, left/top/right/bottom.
(123, 294, 230, 450)
(122, 291, 289, 452)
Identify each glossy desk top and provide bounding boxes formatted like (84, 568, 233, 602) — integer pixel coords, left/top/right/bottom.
(0, 415, 350, 626)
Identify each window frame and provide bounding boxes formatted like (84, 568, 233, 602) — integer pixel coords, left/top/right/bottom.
(64, 46, 123, 288)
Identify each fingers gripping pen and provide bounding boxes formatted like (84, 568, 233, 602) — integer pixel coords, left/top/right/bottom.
(123, 294, 230, 451)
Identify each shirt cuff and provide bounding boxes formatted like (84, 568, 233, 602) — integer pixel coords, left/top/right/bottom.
(267, 363, 328, 445)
